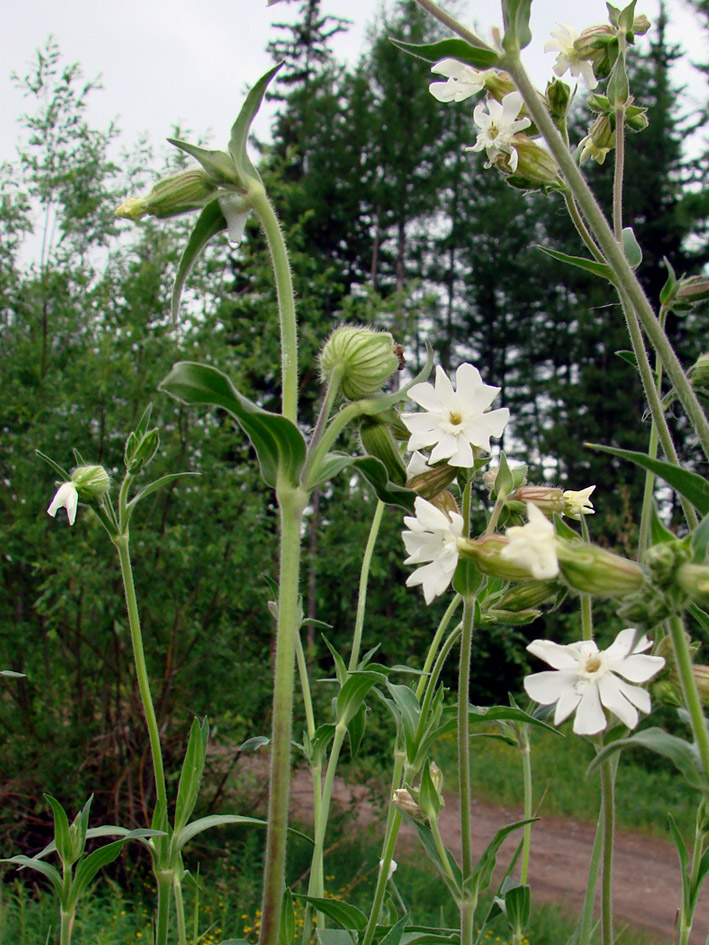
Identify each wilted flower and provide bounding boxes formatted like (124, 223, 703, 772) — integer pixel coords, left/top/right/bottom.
(392, 788, 423, 819)
(468, 92, 531, 173)
(563, 485, 596, 519)
(501, 502, 559, 580)
(524, 628, 665, 735)
(545, 23, 599, 89)
(402, 363, 509, 467)
(218, 194, 251, 244)
(402, 496, 464, 604)
(429, 58, 490, 102)
(47, 482, 79, 526)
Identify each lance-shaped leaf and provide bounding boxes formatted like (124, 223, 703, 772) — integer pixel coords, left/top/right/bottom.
(412, 821, 462, 895)
(168, 139, 240, 185)
(159, 361, 306, 487)
(172, 199, 227, 320)
(463, 820, 536, 904)
(386, 682, 422, 763)
(336, 671, 387, 726)
(126, 472, 199, 524)
(1, 855, 63, 896)
(538, 246, 614, 282)
(297, 896, 368, 931)
(313, 453, 415, 511)
(390, 37, 498, 68)
(174, 717, 209, 835)
(174, 814, 266, 855)
(70, 838, 131, 906)
(229, 63, 283, 186)
(346, 702, 367, 757)
(586, 443, 709, 516)
(589, 727, 707, 793)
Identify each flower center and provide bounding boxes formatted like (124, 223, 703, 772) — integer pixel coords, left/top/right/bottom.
(448, 410, 463, 426)
(586, 655, 601, 673)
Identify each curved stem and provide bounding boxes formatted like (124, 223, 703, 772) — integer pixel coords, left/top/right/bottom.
(252, 190, 298, 424)
(259, 485, 307, 945)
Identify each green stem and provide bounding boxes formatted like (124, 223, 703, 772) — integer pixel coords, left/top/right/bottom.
(613, 106, 626, 241)
(114, 536, 167, 810)
(155, 871, 172, 945)
(259, 485, 307, 945)
(361, 750, 406, 945)
(415, 595, 462, 702)
(302, 400, 370, 490)
(637, 307, 668, 554)
(60, 908, 75, 945)
(580, 516, 593, 642)
(458, 595, 476, 945)
(519, 727, 532, 885)
(173, 875, 187, 945)
(668, 614, 709, 783)
(419, 622, 462, 736)
(578, 810, 604, 945)
(599, 753, 616, 945)
(251, 189, 298, 424)
(563, 191, 604, 264)
(678, 806, 704, 945)
(349, 500, 385, 671)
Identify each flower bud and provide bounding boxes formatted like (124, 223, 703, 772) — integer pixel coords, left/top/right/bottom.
(507, 486, 564, 514)
(505, 136, 561, 187)
(645, 541, 689, 589)
(579, 115, 615, 165)
(495, 580, 558, 612)
(70, 465, 110, 500)
(392, 788, 423, 819)
(677, 563, 709, 609)
(546, 78, 571, 124)
(431, 490, 461, 520)
(679, 280, 709, 305)
(359, 418, 406, 485)
(652, 679, 683, 708)
(691, 353, 709, 390)
(563, 486, 596, 520)
(632, 15, 652, 36)
(556, 541, 644, 597)
(125, 428, 160, 474)
(319, 326, 399, 400)
(457, 534, 535, 582)
(115, 169, 219, 221)
(429, 761, 444, 797)
(575, 26, 617, 79)
(407, 463, 457, 500)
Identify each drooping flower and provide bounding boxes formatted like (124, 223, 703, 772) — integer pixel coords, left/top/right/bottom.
(563, 485, 596, 519)
(47, 482, 79, 526)
(218, 194, 251, 245)
(544, 23, 599, 90)
(402, 364, 510, 467)
(402, 496, 464, 604)
(429, 58, 490, 102)
(501, 502, 559, 580)
(524, 628, 665, 735)
(468, 92, 531, 173)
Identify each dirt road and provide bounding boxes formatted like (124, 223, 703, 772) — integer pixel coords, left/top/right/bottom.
(286, 768, 708, 943)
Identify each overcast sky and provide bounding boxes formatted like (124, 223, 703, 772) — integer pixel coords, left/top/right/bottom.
(1, 0, 707, 171)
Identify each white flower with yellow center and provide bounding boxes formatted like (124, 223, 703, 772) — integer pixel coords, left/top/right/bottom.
(545, 23, 598, 90)
(468, 91, 531, 173)
(563, 485, 596, 519)
(524, 629, 665, 735)
(429, 58, 491, 102)
(501, 502, 559, 579)
(47, 482, 79, 526)
(402, 497, 464, 604)
(402, 364, 509, 467)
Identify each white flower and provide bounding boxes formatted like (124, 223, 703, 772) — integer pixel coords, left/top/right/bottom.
(429, 58, 490, 102)
(544, 23, 598, 90)
(579, 134, 611, 165)
(402, 496, 464, 604)
(524, 628, 665, 735)
(47, 482, 79, 526)
(406, 451, 431, 479)
(501, 502, 559, 580)
(218, 194, 250, 244)
(379, 858, 398, 881)
(402, 364, 510, 467)
(468, 91, 531, 173)
(563, 485, 596, 519)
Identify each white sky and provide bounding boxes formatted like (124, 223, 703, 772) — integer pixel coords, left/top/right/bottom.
(1, 0, 707, 170)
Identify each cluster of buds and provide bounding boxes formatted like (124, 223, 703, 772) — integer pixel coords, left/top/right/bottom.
(579, 94, 648, 164)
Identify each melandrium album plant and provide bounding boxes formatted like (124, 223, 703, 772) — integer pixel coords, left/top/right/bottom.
(7, 1, 709, 944)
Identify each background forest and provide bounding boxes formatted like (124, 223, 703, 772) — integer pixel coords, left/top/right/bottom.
(1, 0, 708, 854)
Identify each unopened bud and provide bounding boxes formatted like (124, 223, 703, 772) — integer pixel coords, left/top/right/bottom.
(125, 428, 160, 474)
(678, 280, 709, 305)
(677, 563, 709, 609)
(320, 326, 399, 400)
(392, 788, 423, 819)
(495, 580, 558, 612)
(506, 136, 561, 187)
(645, 541, 689, 589)
(508, 486, 564, 514)
(431, 490, 461, 520)
(546, 78, 571, 123)
(116, 169, 220, 221)
(632, 15, 651, 35)
(359, 419, 406, 485)
(691, 353, 709, 390)
(556, 541, 644, 597)
(652, 679, 683, 708)
(71, 465, 110, 500)
(429, 761, 444, 797)
(457, 534, 536, 582)
(579, 115, 615, 165)
(408, 463, 457, 500)
(575, 26, 617, 79)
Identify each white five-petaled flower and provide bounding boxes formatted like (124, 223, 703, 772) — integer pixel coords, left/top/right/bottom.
(429, 58, 490, 102)
(563, 485, 596, 519)
(468, 92, 531, 173)
(524, 628, 665, 735)
(544, 23, 598, 90)
(402, 496, 464, 604)
(47, 482, 79, 526)
(402, 364, 510, 467)
(501, 502, 559, 580)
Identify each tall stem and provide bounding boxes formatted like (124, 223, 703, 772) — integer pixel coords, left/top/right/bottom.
(612, 107, 626, 241)
(259, 486, 307, 945)
(458, 595, 476, 945)
(349, 500, 385, 671)
(637, 307, 669, 554)
(60, 908, 75, 945)
(519, 727, 532, 885)
(668, 614, 709, 783)
(252, 191, 299, 424)
(598, 755, 616, 945)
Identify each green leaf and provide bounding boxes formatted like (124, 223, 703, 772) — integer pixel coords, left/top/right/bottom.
(622, 226, 642, 269)
(692, 512, 709, 561)
(589, 728, 707, 792)
(297, 896, 368, 931)
(337, 671, 387, 726)
(412, 822, 462, 893)
(70, 838, 127, 906)
(316, 931, 356, 945)
(127, 472, 199, 516)
(453, 558, 484, 598)
(239, 735, 270, 752)
(229, 64, 283, 185)
(159, 362, 307, 487)
(171, 199, 227, 320)
(346, 702, 367, 757)
(280, 886, 296, 945)
(585, 443, 709, 516)
(322, 636, 348, 688)
(309, 723, 336, 764)
(167, 139, 239, 185)
(615, 350, 638, 369)
(386, 682, 421, 762)
(689, 603, 709, 636)
(466, 820, 535, 902)
(389, 37, 498, 68)
(45, 795, 72, 865)
(537, 246, 614, 282)
(311, 453, 416, 511)
(651, 501, 677, 545)
(174, 815, 266, 854)
(1, 856, 63, 897)
(379, 914, 412, 945)
(174, 717, 209, 835)
(502, 0, 533, 52)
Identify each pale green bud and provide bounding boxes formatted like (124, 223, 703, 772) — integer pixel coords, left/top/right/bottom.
(579, 114, 615, 165)
(679, 280, 709, 305)
(645, 541, 689, 589)
(392, 788, 423, 819)
(546, 79, 571, 124)
(556, 541, 644, 597)
(495, 580, 558, 612)
(574, 25, 617, 79)
(677, 563, 709, 609)
(507, 486, 565, 514)
(359, 418, 406, 485)
(691, 353, 709, 390)
(115, 169, 219, 221)
(319, 326, 400, 400)
(505, 136, 562, 188)
(125, 427, 160, 474)
(407, 463, 457, 500)
(70, 465, 110, 500)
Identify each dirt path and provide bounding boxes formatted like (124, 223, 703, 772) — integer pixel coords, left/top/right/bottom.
(286, 767, 708, 943)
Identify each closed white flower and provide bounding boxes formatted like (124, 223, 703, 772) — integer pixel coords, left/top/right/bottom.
(402, 363, 509, 467)
(563, 485, 596, 519)
(47, 482, 79, 526)
(402, 496, 464, 604)
(501, 502, 559, 579)
(524, 628, 665, 735)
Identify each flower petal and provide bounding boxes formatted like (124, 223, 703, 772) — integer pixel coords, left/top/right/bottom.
(572, 682, 607, 735)
(597, 675, 639, 729)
